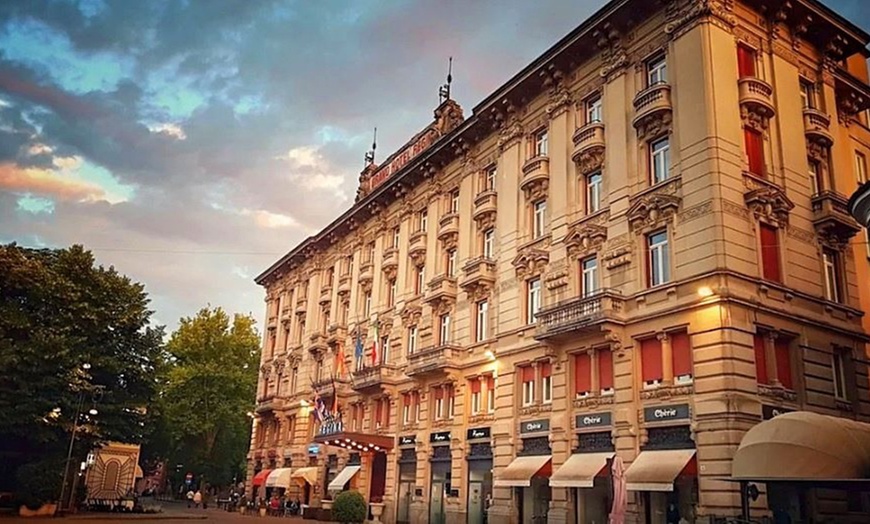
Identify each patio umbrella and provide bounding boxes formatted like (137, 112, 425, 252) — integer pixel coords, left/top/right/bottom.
(610, 455, 627, 524)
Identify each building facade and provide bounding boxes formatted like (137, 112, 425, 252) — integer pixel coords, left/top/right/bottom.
(248, 1, 870, 523)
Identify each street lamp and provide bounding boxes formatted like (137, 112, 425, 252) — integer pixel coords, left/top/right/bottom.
(58, 364, 104, 512)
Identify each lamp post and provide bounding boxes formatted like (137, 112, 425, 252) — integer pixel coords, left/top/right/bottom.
(58, 364, 104, 512)
(848, 181, 870, 229)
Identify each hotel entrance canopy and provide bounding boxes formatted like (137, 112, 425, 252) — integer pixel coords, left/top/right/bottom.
(313, 421, 394, 452)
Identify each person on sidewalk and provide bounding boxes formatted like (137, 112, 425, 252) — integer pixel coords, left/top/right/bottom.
(186, 489, 194, 508)
(193, 489, 202, 509)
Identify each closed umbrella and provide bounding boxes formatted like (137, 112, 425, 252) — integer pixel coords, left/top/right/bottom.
(609, 456, 626, 524)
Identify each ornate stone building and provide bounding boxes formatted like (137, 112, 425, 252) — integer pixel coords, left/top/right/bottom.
(248, 1, 870, 523)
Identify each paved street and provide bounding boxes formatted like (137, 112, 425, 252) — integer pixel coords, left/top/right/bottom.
(0, 502, 306, 523)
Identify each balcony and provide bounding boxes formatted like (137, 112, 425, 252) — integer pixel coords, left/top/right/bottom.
(408, 230, 427, 267)
(405, 344, 461, 378)
(337, 273, 351, 297)
(738, 77, 775, 119)
(313, 377, 350, 398)
(438, 213, 459, 245)
(382, 247, 399, 277)
(632, 83, 672, 130)
(319, 286, 332, 306)
(520, 156, 550, 200)
(424, 274, 458, 305)
(473, 190, 497, 228)
(358, 260, 374, 288)
(327, 323, 348, 346)
(255, 395, 283, 414)
(280, 305, 292, 321)
(267, 315, 278, 329)
(571, 122, 605, 166)
(295, 294, 307, 315)
(803, 108, 833, 147)
(460, 257, 497, 296)
(351, 364, 402, 393)
(534, 290, 625, 342)
(811, 190, 862, 244)
(307, 332, 328, 355)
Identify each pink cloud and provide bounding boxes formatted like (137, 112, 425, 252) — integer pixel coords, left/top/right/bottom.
(0, 162, 105, 201)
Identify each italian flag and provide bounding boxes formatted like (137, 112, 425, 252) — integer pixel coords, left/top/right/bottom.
(371, 321, 380, 366)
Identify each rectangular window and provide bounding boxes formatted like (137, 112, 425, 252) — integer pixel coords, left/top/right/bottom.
(325, 268, 334, 287)
(759, 223, 781, 282)
(775, 338, 793, 390)
(534, 129, 549, 157)
(321, 308, 330, 332)
(581, 257, 598, 297)
(483, 228, 495, 258)
(533, 199, 547, 238)
(647, 230, 670, 287)
(419, 210, 428, 232)
(737, 44, 757, 78)
(439, 313, 451, 344)
(447, 385, 455, 418)
(809, 158, 823, 195)
(476, 300, 489, 342)
(388, 279, 397, 307)
(434, 387, 444, 420)
(407, 325, 418, 355)
(647, 54, 667, 86)
(823, 249, 842, 303)
(367, 242, 376, 263)
(446, 249, 457, 277)
(415, 265, 425, 295)
(799, 79, 816, 109)
(671, 331, 693, 384)
(450, 190, 460, 214)
(598, 348, 614, 395)
(586, 94, 602, 124)
(574, 352, 591, 397)
(470, 379, 481, 415)
(381, 336, 390, 365)
(527, 277, 541, 324)
(521, 366, 536, 406)
(541, 362, 553, 404)
(485, 165, 497, 192)
(856, 151, 867, 184)
(586, 171, 602, 213)
(744, 127, 765, 176)
(833, 351, 849, 401)
(364, 291, 372, 317)
(412, 391, 420, 422)
(392, 227, 400, 248)
(754, 334, 769, 385)
(641, 337, 663, 387)
(650, 137, 670, 184)
(402, 394, 411, 425)
(486, 375, 495, 413)
(291, 366, 298, 394)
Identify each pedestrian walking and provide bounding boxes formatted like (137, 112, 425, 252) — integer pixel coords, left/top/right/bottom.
(193, 489, 202, 509)
(186, 489, 194, 508)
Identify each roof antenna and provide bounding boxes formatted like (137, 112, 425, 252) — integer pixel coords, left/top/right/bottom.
(439, 57, 453, 104)
(364, 127, 377, 167)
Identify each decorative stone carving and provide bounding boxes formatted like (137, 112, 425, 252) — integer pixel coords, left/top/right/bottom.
(497, 112, 523, 151)
(572, 394, 615, 409)
(743, 183, 794, 227)
(627, 182, 683, 233)
(594, 23, 629, 81)
(575, 146, 605, 175)
(400, 304, 422, 327)
(636, 110, 673, 141)
(564, 222, 608, 258)
(639, 383, 694, 400)
(664, 0, 736, 38)
(512, 247, 550, 279)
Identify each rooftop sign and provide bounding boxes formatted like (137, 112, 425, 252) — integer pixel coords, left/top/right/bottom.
(367, 128, 439, 191)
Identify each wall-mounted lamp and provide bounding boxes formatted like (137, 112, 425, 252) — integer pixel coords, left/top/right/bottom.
(697, 286, 714, 298)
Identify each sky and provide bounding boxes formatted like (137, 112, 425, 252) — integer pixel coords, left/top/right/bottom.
(1, 0, 868, 331)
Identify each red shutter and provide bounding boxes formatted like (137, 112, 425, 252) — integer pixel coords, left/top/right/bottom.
(522, 366, 535, 383)
(671, 331, 693, 378)
(737, 44, 756, 78)
(375, 400, 382, 423)
(775, 338, 793, 390)
(574, 353, 591, 394)
(759, 224, 781, 282)
(754, 334, 769, 385)
(598, 349, 614, 390)
(470, 378, 481, 394)
(641, 338, 663, 382)
(403, 394, 411, 407)
(434, 387, 443, 400)
(486, 375, 494, 391)
(541, 362, 552, 378)
(744, 128, 765, 176)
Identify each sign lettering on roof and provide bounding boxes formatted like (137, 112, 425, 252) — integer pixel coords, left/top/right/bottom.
(367, 129, 439, 191)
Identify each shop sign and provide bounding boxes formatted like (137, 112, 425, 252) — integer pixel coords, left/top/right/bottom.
(430, 431, 451, 444)
(398, 435, 417, 446)
(466, 427, 491, 440)
(520, 419, 550, 434)
(762, 405, 793, 420)
(317, 419, 344, 437)
(307, 444, 320, 455)
(643, 403, 690, 423)
(367, 129, 438, 191)
(575, 412, 612, 429)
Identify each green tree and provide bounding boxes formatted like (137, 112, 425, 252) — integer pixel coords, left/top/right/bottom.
(0, 243, 165, 492)
(156, 307, 259, 486)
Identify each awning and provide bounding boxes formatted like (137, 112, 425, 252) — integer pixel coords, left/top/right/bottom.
(327, 465, 361, 492)
(134, 465, 144, 479)
(625, 449, 696, 492)
(550, 452, 614, 488)
(732, 411, 870, 481)
(265, 468, 293, 489)
(291, 467, 319, 486)
(314, 430, 394, 451)
(494, 455, 552, 488)
(252, 469, 272, 487)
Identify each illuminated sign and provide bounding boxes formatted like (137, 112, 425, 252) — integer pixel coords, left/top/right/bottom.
(643, 403, 690, 423)
(575, 412, 612, 429)
(398, 435, 416, 446)
(466, 427, 491, 440)
(429, 431, 451, 444)
(367, 129, 439, 191)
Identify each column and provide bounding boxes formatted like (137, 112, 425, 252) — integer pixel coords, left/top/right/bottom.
(764, 331, 779, 386)
(659, 332, 674, 385)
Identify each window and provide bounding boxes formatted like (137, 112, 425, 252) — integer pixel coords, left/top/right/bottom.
(339, 300, 349, 324)
(641, 337, 663, 387)
(402, 394, 411, 425)
(366, 242, 376, 263)
(586, 94, 602, 124)
(486, 375, 495, 413)
(534, 129, 549, 157)
(315, 358, 324, 383)
(450, 190, 460, 214)
(833, 351, 849, 401)
(744, 127, 765, 176)
(650, 137, 670, 184)
(647, 54, 667, 86)
(297, 319, 305, 344)
(799, 79, 816, 109)
(470, 379, 482, 415)
(433, 387, 444, 420)
(753, 333, 793, 389)
(598, 348, 614, 395)
(737, 44, 756, 78)
(526, 277, 541, 324)
(325, 268, 334, 288)
(363, 291, 372, 317)
(381, 336, 390, 364)
(671, 331, 693, 384)
(533, 199, 547, 238)
(647, 230, 670, 287)
(344, 255, 353, 276)
(759, 223, 781, 283)
(476, 300, 489, 342)
(574, 353, 591, 398)
(586, 171, 602, 214)
(446, 249, 457, 277)
(541, 362, 553, 404)
(485, 165, 497, 192)
(321, 307, 330, 331)
(521, 366, 535, 406)
(856, 151, 867, 184)
(287, 415, 296, 443)
(392, 227, 400, 248)
(419, 210, 428, 232)
(412, 391, 420, 421)
(415, 265, 425, 295)
(775, 338, 793, 390)
(483, 228, 495, 258)
(809, 158, 823, 195)
(823, 249, 842, 303)
(581, 257, 598, 297)
(439, 313, 451, 344)
(407, 325, 418, 355)
(388, 279, 397, 307)
(291, 366, 298, 394)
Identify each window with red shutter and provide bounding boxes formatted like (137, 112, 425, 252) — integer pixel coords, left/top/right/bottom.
(744, 128, 765, 176)
(641, 338, 664, 383)
(671, 331, 693, 380)
(470, 378, 481, 394)
(541, 362, 552, 378)
(522, 366, 536, 383)
(375, 401, 382, 426)
(574, 353, 591, 396)
(775, 338, 793, 389)
(434, 387, 443, 399)
(486, 375, 494, 391)
(759, 224, 781, 282)
(598, 349, 614, 392)
(737, 44, 756, 78)
(754, 334, 769, 385)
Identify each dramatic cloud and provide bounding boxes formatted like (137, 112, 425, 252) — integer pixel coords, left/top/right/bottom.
(0, 0, 866, 330)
